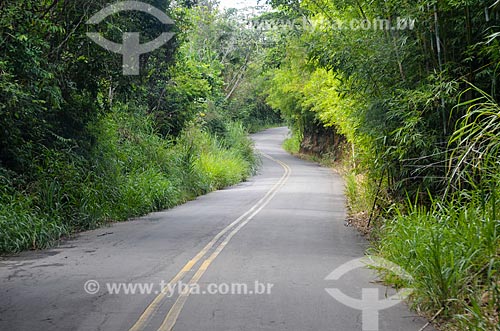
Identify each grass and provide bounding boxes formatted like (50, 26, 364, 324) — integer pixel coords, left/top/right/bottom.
(0, 108, 258, 253)
(344, 171, 375, 215)
(374, 190, 500, 330)
(282, 131, 301, 154)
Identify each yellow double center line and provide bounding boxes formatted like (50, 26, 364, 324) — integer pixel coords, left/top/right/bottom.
(129, 153, 291, 331)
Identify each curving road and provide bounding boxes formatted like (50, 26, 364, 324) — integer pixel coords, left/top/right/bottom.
(0, 127, 432, 331)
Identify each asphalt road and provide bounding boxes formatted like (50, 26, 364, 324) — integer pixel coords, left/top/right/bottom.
(0, 127, 432, 331)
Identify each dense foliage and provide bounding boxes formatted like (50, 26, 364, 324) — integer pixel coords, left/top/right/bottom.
(265, 0, 500, 198)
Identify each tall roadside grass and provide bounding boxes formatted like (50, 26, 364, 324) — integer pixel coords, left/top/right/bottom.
(0, 108, 257, 253)
(375, 190, 499, 330)
(344, 172, 377, 215)
(282, 131, 301, 154)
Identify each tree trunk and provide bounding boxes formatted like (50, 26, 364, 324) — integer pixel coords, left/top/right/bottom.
(433, 3, 443, 72)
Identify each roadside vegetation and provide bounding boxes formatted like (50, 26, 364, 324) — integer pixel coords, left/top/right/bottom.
(0, 112, 256, 252)
(0, 1, 280, 253)
(263, 0, 500, 329)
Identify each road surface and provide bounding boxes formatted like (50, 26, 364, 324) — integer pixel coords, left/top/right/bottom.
(0, 127, 431, 331)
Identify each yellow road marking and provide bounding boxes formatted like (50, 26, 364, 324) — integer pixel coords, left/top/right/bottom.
(157, 155, 291, 331)
(128, 153, 290, 331)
